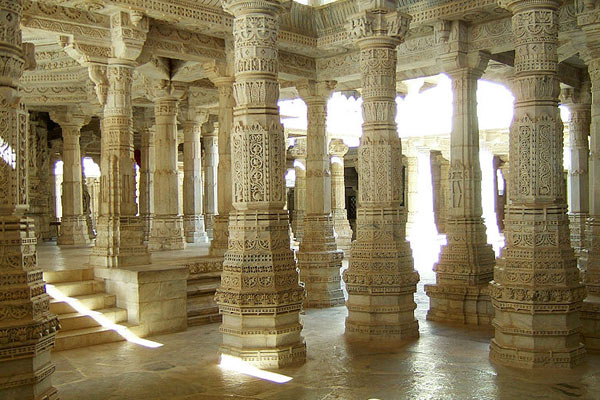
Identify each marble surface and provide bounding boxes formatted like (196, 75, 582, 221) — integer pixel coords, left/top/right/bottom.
(42, 237, 600, 399)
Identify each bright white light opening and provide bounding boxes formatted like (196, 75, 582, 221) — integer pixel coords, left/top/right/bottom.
(219, 354, 293, 384)
(46, 284, 163, 349)
(293, 159, 306, 170)
(0, 137, 16, 169)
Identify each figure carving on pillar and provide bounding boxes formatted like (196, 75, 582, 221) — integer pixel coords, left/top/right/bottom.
(0, 1, 60, 398)
(329, 139, 353, 254)
(489, 0, 586, 368)
(343, 3, 419, 341)
(50, 108, 92, 247)
(215, 0, 306, 368)
(295, 79, 345, 308)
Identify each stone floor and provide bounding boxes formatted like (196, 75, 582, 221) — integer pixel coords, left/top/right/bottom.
(41, 237, 600, 400)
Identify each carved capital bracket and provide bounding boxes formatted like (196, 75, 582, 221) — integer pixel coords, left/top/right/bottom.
(289, 136, 307, 159)
(438, 50, 490, 78)
(148, 79, 187, 102)
(347, 8, 411, 48)
(296, 79, 337, 104)
(222, 0, 292, 17)
(49, 107, 91, 132)
(560, 79, 592, 106)
(110, 10, 149, 63)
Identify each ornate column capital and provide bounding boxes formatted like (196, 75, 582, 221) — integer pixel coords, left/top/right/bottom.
(149, 79, 187, 102)
(289, 137, 307, 160)
(560, 82, 592, 108)
(499, 0, 562, 13)
(49, 108, 91, 133)
(438, 51, 490, 78)
(296, 80, 337, 104)
(328, 138, 349, 158)
(222, 0, 291, 16)
(110, 10, 149, 63)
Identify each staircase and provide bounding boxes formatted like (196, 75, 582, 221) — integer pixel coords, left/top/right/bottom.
(187, 271, 221, 326)
(43, 268, 130, 351)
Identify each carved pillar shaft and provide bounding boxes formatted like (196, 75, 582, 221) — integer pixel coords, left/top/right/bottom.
(149, 94, 185, 251)
(425, 60, 496, 325)
(562, 88, 591, 264)
(183, 110, 208, 244)
(91, 62, 150, 268)
(203, 134, 218, 239)
(291, 154, 306, 241)
(215, 1, 306, 368)
(210, 78, 235, 257)
(490, 0, 585, 368)
(296, 80, 344, 308)
(329, 139, 353, 253)
(51, 112, 91, 247)
(343, 8, 419, 341)
(0, 1, 60, 398)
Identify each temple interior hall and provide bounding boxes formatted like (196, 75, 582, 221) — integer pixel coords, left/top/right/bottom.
(2, 0, 600, 399)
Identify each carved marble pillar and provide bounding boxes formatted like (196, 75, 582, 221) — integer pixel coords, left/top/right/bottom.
(296, 80, 344, 308)
(329, 139, 353, 254)
(425, 48, 496, 325)
(490, 0, 585, 368)
(27, 114, 51, 241)
(47, 139, 61, 240)
(215, 0, 306, 368)
(578, 2, 600, 351)
(203, 128, 218, 240)
(51, 109, 91, 246)
(182, 106, 208, 244)
(343, 6, 419, 341)
(139, 124, 155, 243)
(148, 81, 186, 251)
(204, 68, 235, 257)
(290, 138, 306, 242)
(90, 62, 150, 267)
(0, 1, 60, 398)
(561, 86, 591, 264)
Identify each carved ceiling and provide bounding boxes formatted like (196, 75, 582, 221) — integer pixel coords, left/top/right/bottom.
(19, 0, 589, 133)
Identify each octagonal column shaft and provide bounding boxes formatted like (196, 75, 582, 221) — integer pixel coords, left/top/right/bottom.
(203, 133, 218, 239)
(90, 62, 150, 268)
(291, 143, 306, 242)
(329, 139, 353, 254)
(425, 64, 496, 325)
(183, 109, 208, 244)
(343, 9, 419, 341)
(149, 87, 186, 251)
(296, 80, 344, 308)
(490, 0, 585, 369)
(0, 1, 60, 398)
(215, 1, 306, 368)
(51, 111, 91, 246)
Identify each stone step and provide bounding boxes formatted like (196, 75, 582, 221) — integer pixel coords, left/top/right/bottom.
(187, 278, 220, 297)
(188, 306, 221, 327)
(58, 308, 128, 331)
(54, 325, 130, 352)
(51, 279, 105, 297)
(43, 268, 94, 284)
(50, 293, 117, 315)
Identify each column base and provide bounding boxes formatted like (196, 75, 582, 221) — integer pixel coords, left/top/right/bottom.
(345, 317, 419, 342)
(204, 213, 215, 240)
(148, 215, 186, 251)
(582, 217, 600, 285)
(141, 214, 152, 243)
(184, 214, 209, 244)
(220, 341, 307, 369)
(57, 215, 90, 246)
(424, 283, 493, 325)
(297, 215, 345, 308)
(582, 295, 600, 351)
(490, 339, 585, 369)
(569, 213, 588, 264)
(209, 215, 229, 257)
(291, 210, 305, 242)
(90, 216, 151, 268)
